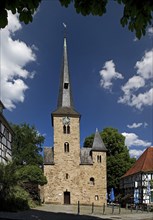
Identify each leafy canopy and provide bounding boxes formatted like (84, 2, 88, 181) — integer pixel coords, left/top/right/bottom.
(0, 0, 152, 39)
(16, 165, 47, 186)
(0, 123, 47, 210)
(0, 0, 42, 28)
(60, 0, 153, 39)
(0, 162, 17, 200)
(84, 127, 136, 191)
(11, 123, 44, 166)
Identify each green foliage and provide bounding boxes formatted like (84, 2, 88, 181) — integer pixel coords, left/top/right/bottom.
(0, 123, 47, 211)
(60, 0, 153, 39)
(0, 0, 42, 28)
(13, 185, 36, 209)
(0, 162, 17, 200)
(117, 0, 153, 39)
(83, 133, 94, 148)
(0, 162, 29, 211)
(0, 0, 152, 38)
(83, 127, 136, 191)
(16, 164, 47, 186)
(101, 127, 126, 156)
(11, 123, 44, 166)
(60, 0, 107, 16)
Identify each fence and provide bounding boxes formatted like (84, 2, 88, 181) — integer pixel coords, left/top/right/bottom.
(45, 202, 152, 216)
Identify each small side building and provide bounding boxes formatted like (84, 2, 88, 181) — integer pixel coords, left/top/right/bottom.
(0, 101, 13, 163)
(120, 146, 153, 204)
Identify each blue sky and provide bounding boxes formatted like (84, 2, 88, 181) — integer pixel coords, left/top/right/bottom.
(0, 1, 153, 158)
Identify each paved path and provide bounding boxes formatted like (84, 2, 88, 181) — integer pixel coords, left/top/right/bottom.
(0, 204, 153, 220)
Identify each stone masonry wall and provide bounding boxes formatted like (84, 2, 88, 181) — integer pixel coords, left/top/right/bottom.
(43, 115, 107, 205)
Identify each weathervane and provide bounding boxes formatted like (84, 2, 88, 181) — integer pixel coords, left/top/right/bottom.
(63, 22, 67, 28)
(63, 22, 67, 37)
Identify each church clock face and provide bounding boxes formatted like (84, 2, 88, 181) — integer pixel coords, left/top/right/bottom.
(62, 116, 70, 125)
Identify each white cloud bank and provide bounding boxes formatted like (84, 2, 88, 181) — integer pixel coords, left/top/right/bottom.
(118, 49, 153, 110)
(122, 132, 151, 148)
(99, 60, 124, 91)
(122, 132, 151, 158)
(0, 12, 36, 110)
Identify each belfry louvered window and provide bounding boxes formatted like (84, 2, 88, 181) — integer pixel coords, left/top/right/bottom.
(63, 125, 66, 134)
(64, 83, 69, 89)
(67, 125, 70, 134)
(97, 155, 101, 163)
(63, 125, 70, 134)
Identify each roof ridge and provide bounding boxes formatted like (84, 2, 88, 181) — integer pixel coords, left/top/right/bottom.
(141, 147, 149, 171)
(122, 147, 153, 178)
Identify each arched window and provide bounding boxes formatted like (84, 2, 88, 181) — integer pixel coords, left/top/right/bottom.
(63, 125, 70, 134)
(64, 142, 69, 153)
(90, 177, 95, 185)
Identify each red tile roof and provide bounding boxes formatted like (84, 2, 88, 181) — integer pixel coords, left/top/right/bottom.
(122, 147, 153, 178)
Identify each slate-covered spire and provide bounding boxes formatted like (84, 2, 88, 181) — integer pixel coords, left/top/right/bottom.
(57, 36, 73, 108)
(52, 36, 80, 117)
(92, 129, 107, 152)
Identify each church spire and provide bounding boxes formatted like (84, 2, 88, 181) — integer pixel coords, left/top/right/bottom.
(57, 36, 73, 108)
(91, 129, 107, 152)
(52, 36, 80, 118)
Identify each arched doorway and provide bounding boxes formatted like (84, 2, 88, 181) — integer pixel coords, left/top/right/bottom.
(64, 191, 70, 204)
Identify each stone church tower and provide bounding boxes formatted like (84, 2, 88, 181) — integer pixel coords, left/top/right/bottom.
(43, 36, 107, 205)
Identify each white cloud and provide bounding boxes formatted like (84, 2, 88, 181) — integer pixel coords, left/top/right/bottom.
(130, 88, 153, 109)
(118, 49, 153, 110)
(127, 123, 143, 129)
(99, 60, 124, 91)
(144, 122, 148, 128)
(121, 75, 145, 93)
(147, 27, 153, 37)
(129, 149, 145, 158)
(127, 122, 148, 129)
(0, 11, 36, 110)
(135, 50, 153, 79)
(133, 37, 138, 42)
(122, 132, 151, 148)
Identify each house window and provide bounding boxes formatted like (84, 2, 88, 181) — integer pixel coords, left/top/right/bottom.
(64, 142, 69, 153)
(90, 177, 95, 185)
(97, 155, 101, 163)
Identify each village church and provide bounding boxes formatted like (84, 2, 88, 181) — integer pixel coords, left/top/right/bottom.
(43, 36, 107, 205)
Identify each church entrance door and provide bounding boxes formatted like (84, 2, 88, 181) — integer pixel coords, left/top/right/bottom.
(64, 191, 70, 204)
